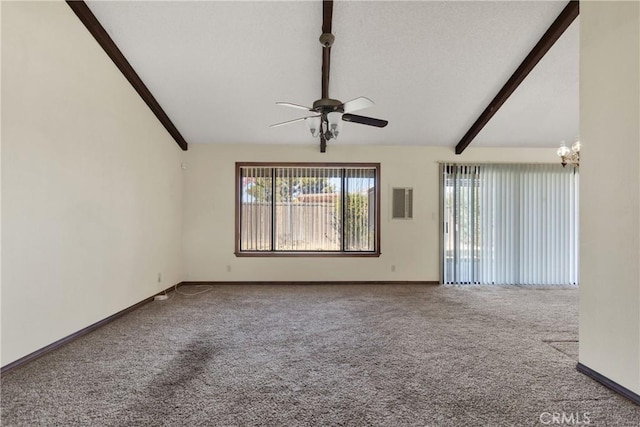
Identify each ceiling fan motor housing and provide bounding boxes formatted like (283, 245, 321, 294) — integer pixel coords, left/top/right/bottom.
(312, 98, 343, 113)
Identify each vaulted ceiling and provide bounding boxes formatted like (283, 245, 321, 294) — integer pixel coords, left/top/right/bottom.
(84, 1, 579, 150)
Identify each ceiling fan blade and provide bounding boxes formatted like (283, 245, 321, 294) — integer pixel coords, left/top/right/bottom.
(342, 113, 389, 128)
(342, 97, 375, 114)
(269, 116, 318, 128)
(275, 102, 312, 111)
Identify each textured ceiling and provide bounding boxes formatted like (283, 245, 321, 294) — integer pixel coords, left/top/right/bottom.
(85, 1, 579, 149)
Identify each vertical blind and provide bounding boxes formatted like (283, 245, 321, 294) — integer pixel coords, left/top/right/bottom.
(442, 163, 579, 285)
(239, 165, 377, 253)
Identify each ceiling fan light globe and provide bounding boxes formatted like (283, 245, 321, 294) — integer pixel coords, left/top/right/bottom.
(305, 116, 321, 137)
(327, 111, 342, 137)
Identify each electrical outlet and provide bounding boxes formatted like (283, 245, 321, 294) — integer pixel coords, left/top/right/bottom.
(157, 273, 162, 283)
(226, 265, 232, 273)
(391, 265, 396, 272)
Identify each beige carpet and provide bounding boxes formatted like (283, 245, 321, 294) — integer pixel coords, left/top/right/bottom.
(2, 284, 638, 426)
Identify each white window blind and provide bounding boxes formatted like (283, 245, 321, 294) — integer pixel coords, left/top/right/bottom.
(442, 163, 579, 285)
(238, 164, 378, 254)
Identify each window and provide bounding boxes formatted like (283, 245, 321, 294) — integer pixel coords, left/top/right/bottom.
(236, 162, 380, 256)
(441, 163, 579, 285)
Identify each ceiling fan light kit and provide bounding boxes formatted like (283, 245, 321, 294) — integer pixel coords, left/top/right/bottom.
(270, 0, 388, 152)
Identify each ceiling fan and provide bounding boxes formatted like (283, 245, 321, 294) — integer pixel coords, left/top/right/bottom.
(270, 0, 388, 153)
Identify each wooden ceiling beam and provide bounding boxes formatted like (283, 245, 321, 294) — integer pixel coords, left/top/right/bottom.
(455, 0, 579, 155)
(321, 0, 334, 100)
(66, 1, 189, 151)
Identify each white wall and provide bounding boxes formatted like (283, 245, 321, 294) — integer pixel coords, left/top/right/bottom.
(579, 1, 640, 394)
(182, 144, 555, 282)
(1, 1, 184, 365)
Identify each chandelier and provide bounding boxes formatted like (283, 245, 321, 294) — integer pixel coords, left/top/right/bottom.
(557, 137, 580, 167)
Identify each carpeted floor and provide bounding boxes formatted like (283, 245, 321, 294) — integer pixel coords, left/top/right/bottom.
(1, 284, 639, 426)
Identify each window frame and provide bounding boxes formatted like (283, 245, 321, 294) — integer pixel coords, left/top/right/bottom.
(235, 162, 381, 257)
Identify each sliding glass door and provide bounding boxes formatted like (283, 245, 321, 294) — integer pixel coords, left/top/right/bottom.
(441, 163, 579, 285)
